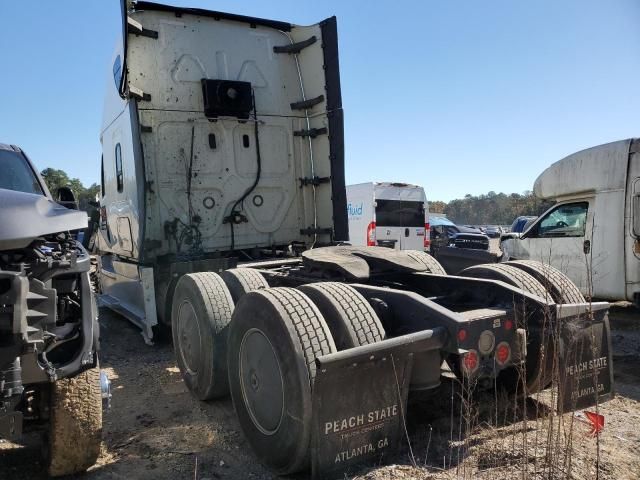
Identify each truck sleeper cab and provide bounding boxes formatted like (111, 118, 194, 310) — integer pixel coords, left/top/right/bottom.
(98, 1, 346, 339)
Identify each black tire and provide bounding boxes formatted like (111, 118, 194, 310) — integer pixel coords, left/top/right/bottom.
(47, 367, 102, 477)
(171, 272, 234, 400)
(504, 260, 585, 304)
(460, 263, 551, 393)
(461, 263, 549, 299)
(228, 287, 336, 475)
(406, 250, 447, 275)
(299, 282, 385, 350)
(221, 268, 269, 304)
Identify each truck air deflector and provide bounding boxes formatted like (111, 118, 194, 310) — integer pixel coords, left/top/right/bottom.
(320, 17, 348, 241)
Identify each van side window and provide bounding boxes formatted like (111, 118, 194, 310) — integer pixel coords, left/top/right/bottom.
(100, 155, 105, 197)
(530, 202, 588, 238)
(115, 143, 124, 193)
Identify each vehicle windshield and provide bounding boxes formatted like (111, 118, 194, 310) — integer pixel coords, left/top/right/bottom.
(430, 216, 456, 227)
(0, 150, 43, 195)
(375, 199, 425, 227)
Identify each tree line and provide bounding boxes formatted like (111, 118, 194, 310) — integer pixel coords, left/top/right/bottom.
(430, 191, 554, 226)
(40, 168, 100, 211)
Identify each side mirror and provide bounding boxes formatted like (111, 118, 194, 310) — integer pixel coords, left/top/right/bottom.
(500, 232, 521, 241)
(55, 186, 79, 210)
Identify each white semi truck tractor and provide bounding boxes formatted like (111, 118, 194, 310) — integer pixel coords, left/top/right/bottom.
(96, 2, 614, 478)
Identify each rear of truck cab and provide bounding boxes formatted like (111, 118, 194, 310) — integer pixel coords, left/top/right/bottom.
(97, 1, 347, 337)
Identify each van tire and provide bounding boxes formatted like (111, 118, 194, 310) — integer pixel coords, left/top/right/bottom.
(171, 273, 234, 400)
(228, 288, 336, 475)
(299, 282, 385, 350)
(504, 260, 585, 304)
(221, 268, 269, 304)
(47, 367, 102, 477)
(406, 250, 447, 275)
(459, 263, 552, 393)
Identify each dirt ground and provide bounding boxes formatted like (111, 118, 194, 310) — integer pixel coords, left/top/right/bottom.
(1, 302, 639, 480)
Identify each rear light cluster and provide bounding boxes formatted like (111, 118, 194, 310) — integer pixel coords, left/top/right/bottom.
(424, 222, 430, 250)
(366, 221, 376, 246)
(458, 319, 514, 375)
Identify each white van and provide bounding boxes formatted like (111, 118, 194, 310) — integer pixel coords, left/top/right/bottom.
(346, 182, 429, 251)
(500, 138, 640, 304)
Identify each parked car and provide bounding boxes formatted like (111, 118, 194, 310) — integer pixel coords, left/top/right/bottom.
(430, 216, 490, 252)
(510, 216, 537, 234)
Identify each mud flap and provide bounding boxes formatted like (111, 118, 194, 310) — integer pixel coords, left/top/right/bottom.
(310, 328, 446, 479)
(556, 302, 614, 412)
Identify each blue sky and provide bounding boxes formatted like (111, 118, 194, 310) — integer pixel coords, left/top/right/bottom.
(1, 0, 639, 202)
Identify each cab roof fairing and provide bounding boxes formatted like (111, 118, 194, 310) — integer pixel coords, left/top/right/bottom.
(533, 138, 634, 200)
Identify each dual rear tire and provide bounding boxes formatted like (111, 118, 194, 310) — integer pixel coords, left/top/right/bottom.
(171, 271, 385, 474)
(460, 260, 585, 394)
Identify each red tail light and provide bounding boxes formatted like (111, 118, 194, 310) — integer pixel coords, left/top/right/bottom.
(495, 342, 511, 366)
(366, 221, 376, 246)
(424, 222, 430, 249)
(462, 349, 479, 374)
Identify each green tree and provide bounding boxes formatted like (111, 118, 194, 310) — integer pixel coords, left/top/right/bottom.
(40, 168, 98, 212)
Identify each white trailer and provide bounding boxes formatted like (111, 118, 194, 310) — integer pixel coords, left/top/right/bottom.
(501, 138, 640, 304)
(346, 182, 430, 251)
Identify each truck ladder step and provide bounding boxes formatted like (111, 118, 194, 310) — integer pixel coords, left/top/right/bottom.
(290, 95, 324, 110)
(273, 35, 316, 54)
(299, 176, 330, 188)
(293, 127, 327, 138)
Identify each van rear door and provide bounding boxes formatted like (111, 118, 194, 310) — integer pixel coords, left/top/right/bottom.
(374, 199, 426, 251)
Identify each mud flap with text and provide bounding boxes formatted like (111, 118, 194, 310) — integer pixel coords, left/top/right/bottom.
(310, 328, 446, 480)
(557, 303, 614, 412)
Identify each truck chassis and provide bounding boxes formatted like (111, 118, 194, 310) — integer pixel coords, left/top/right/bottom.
(160, 246, 614, 478)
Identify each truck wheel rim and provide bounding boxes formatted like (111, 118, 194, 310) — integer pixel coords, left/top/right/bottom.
(177, 300, 201, 375)
(239, 328, 284, 436)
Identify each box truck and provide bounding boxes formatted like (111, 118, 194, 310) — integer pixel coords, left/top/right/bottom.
(501, 138, 640, 304)
(96, 2, 614, 477)
(346, 182, 429, 251)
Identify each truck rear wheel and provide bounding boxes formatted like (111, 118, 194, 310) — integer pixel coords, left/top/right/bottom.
(171, 272, 234, 400)
(221, 268, 269, 304)
(406, 250, 447, 275)
(504, 260, 585, 304)
(459, 263, 552, 393)
(299, 282, 385, 350)
(228, 288, 336, 474)
(461, 263, 549, 299)
(47, 367, 102, 477)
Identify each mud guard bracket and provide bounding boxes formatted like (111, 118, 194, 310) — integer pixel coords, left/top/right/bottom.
(310, 328, 446, 479)
(557, 302, 614, 412)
